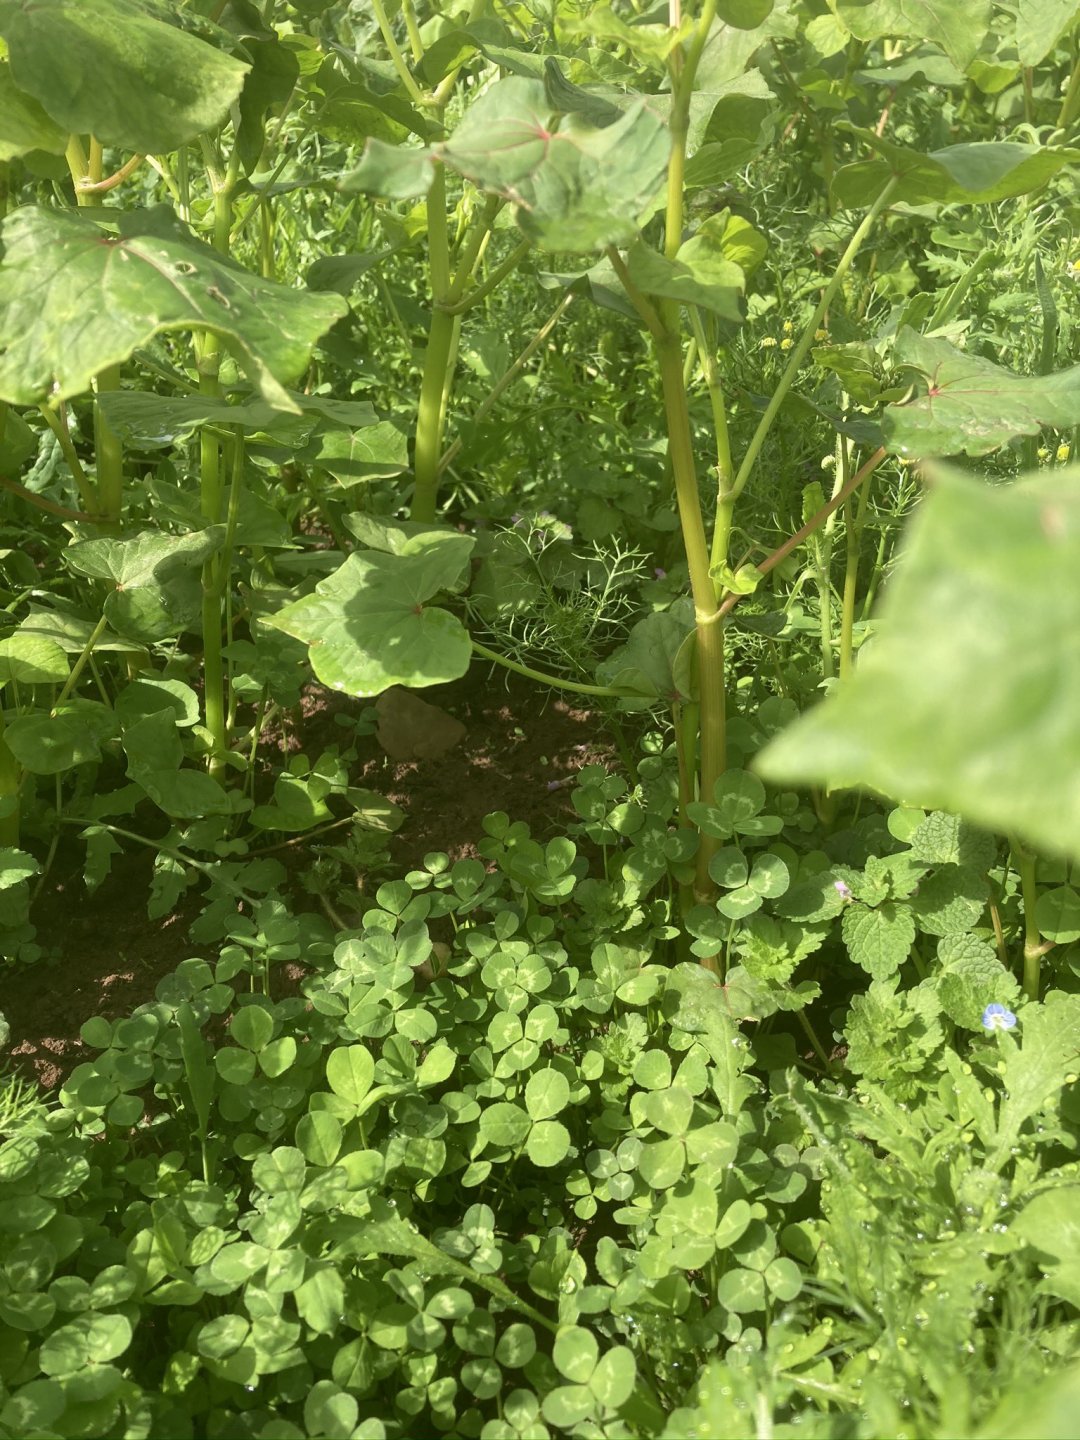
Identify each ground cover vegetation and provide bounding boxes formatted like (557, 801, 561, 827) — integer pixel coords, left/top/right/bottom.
(3, 0, 1080, 1435)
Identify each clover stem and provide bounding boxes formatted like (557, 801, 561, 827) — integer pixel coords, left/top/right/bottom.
(796, 1009, 833, 1073)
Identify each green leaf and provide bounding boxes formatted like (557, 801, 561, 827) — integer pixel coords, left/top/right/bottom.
(553, 1326, 599, 1384)
(756, 469, 1080, 861)
(304, 1381, 359, 1440)
(341, 140, 436, 200)
(215, 1047, 256, 1085)
(716, 1266, 765, 1313)
(526, 1120, 571, 1167)
(6, 701, 116, 774)
(833, 132, 1079, 209)
(1015, 0, 1080, 65)
(625, 238, 745, 322)
(1036, 886, 1080, 943)
(38, 1313, 132, 1375)
(230, 1005, 274, 1053)
(295, 1266, 344, 1337)
(479, 1102, 531, 1149)
(326, 1045, 375, 1108)
(991, 993, 1080, 1164)
(0, 64, 66, 160)
(885, 330, 1080, 459)
(438, 77, 670, 250)
(0, 848, 38, 891)
(266, 536, 474, 697)
(295, 1112, 343, 1168)
(935, 932, 1019, 1029)
(833, 0, 991, 70)
(0, 0, 248, 153)
(524, 1068, 571, 1120)
(595, 598, 695, 703)
(0, 206, 346, 408)
(66, 528, 223, 644)
(842, 902, 916, 978)
(590, 1346, 637, 1407)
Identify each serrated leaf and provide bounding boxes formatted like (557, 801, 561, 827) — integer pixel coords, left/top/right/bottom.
(756, 468, 1080, 862)
(842, 901, 916, 978)
(0, 206, 346, 408)
(0, 847, 38, 891)
(935, 932, 1019, 1029)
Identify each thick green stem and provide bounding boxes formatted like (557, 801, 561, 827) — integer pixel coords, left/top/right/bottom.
(0, 709, 20, 847)
(838, 500, 859, 683)
(1058, 42, 1080, 131)
(412, 167, 455, 523)
(655, 326, 726, 901)
(93, 364, 124, 528)
(1012, 838, 1048, 1001)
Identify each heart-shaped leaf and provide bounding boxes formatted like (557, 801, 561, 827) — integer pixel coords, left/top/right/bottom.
(885, 329, 1080, 457)
(267, 535, 474, 696)
(0, 0, 248, 154)
(833, 0, 991, 70)
(833, 130, 1080, 208)
(0, 206, 347, 407)
(757, 467, 1080, 861)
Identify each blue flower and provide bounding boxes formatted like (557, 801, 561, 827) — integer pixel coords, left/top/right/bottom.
(982, 1003, 1018, 1032)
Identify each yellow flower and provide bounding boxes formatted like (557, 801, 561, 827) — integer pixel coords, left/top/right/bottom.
(783, 320, 794, 333)
(1057, 442, 1071, 462)
(815, 328, 829, 341)
(780, 338, 794, 350)
(760, 336, 778, 349)
(1038, 446, 1051, 460)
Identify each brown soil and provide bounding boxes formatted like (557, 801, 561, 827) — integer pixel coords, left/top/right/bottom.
(3, 666, 613, 1090)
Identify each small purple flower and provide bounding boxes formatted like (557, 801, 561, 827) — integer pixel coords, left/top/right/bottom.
(982, 1004, 1018, 1032)
(510, 513, 523, 526)
(833, 879, 854, 903)
(654, 567, 667, 580)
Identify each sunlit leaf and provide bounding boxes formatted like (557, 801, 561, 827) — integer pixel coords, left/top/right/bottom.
(0, 0, 248, 153)
(757, 467, 1080, 860)
(885, 329, 1080, 457)
(267, 536, 474, 696)
(0, 206, 347, 408)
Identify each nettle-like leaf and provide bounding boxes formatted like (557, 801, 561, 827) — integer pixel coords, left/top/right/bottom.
(0, 206, 347, 408)
(833, 0, 991, 71)
(844, 977, 944, 1097)
(833, 131, 1080, 209)
(842, 901, 916, 978)
(344, 77, 670, 252)
(885, 330, 1080, 458)
(267, 535, 474, 696)
(934, 932, 1019, 1029)
(0, 0, 248, 154)
(757, 468, 1080, 862)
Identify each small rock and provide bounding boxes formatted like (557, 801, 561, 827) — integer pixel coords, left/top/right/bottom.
(376, 687, 467, 760)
